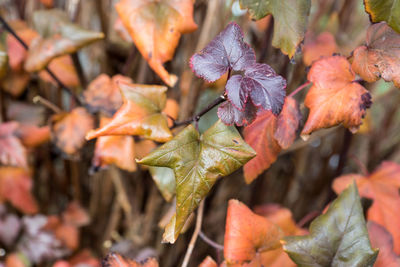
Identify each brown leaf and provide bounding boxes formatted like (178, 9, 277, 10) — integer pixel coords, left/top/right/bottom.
(1, 71, 30, 97)
(83, 74, 132, 116)
(274, 97, 301, 149)
(38, 55, 79, 87)
(368, 221, 400, 267)
(102, 253, 158, 267)
(224, 199, 283, 265)
(301, 55, 371, 139)
(0, 167, 38, 214)
(92, 116, 136, 172)
(302, 31, 337, 66)
(198, 256, 218, 267)
(86, 82, 172, 143)
(62, 201, 90, 227)
(333, 161, 400, 253)
(352, 22, 400, 87)
(163, 98, 179, 127)
(115, 0, 197, 87)
(0, 122, 27, 168)
(51, 107, 94, 155)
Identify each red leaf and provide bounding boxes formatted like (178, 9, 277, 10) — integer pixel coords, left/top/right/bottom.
(274, 97, 301, 149)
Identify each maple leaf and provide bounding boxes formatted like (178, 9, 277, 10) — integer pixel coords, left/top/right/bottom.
(83, 74, 132, 116)
(302, 31, 338, 66)
(115, 0, 197, 87)
(239, 0, 311, 58)
(86, 82, 173, 143)
(92, 117, 136, 172)
(24, 9, 104, 72)
(364, 0, 400, 33)
(138, 120, 256, 243)
(301, 55, 372, 139)
(243, 97, 301, 183)
(352, 22, 400, 87)
(224, 200, 283, 265)
(102, 253, 158, 267)
(283, 182, 378, 267)
(332, 161, 400, 254)
(368, 221, 400, 267)
(0, 167, 38, 214)
(198, 256, 218, 267)
(51, 107, 94, 155)
(0, 122, 28, 168)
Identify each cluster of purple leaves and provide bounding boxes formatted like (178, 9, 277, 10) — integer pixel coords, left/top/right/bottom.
(190, 22, 286, 126)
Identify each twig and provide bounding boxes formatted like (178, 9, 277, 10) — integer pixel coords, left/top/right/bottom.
(199, 231, 224, 251)
(298, 210, 320, 228)
(181, 200, 205, 267)
(71, 52, 87, 88)
(33, 95, 63, 113)
(0, 15, 82, 105)
(172, 95, 226, 129)
(288, 81, 311, 98)
(109, 166, 133, 224)
(349, 154, 369, 176)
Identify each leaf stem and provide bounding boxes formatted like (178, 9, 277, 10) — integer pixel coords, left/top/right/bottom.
(0, 15, 83, 105)
(288, 81, 311, 98)
(181, 199, 205, 267)
(199, 231, 224, 251)
(33, 95, 63, 114)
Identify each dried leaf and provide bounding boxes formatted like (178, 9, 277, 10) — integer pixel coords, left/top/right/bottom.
(62, 201, 90, 227)
(333, 161, 400, 253)
(352, 22, 400, 87)
(138, 120, 256, 243)
(115, 0, 197, 87)
(86, 82, 172, 143)
(368, 221, 400, 267)
(274, 97, 301, 149)
(301, 56, 371, 139)
(283, 182, 378, 267)
(303, 31, 337, 66)
(364, 0, 400, 33)
(198, 256, 217, 267)
(1, 71, 30, 98)
(38, 55, 79, 87)
(15, 125, 50, 148)
(0, 122, 27, 168)
(102, 253, 158, 267)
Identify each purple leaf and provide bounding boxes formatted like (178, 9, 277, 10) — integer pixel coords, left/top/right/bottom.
(0, 212, 21, 246)
(218, 100, 257, 126)
(190, 22, 255, 82)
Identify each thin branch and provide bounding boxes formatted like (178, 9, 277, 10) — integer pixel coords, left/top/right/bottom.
(298, 210, 320, 228)
(199, 231, 224, 251)
(181, 200, 205, 267)
(349, 154, 369, 176)
(33, 96, 63, 113)
(71, 52, 87, 88)
(288, 81, 311, 98)
(0, 15, 82, 105)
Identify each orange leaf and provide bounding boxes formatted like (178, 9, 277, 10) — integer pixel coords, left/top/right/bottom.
(39, 55, 79, 87)
(0, 122, 27, 168)
(224, 199, 283, 265)
(302, 32, 337, 66)
(0, 167, 38, 214)
(51, 107, 94, 155)
(62, 201, 90, 227)
(301, 56, 371, 139)
(102, 253, 158, 267)
(1, 71, 30, 97)
(69, 249, 100, 267)
(45, 215, 79, 251)
(332, 161, 400, 253)
(15, 124, 50, 147)
(5, 253, 26, 267)
(83, 74, 132, 116)
(86, 82, 172, 142)
(163, 98, 179, 127)
(274, 97, 301, 149)
(198, 256, 218, 267)
(368, 221, 400, 267)
(352, 22, 400, 87)
(115, 0, 197, 87)
(92, 116, 136, 172)
(40, 0, 53, 8)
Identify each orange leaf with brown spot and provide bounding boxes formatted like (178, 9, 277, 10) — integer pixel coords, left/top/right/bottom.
(224, 199, 283, 265)
(92, 116, 136, 172)
(301, 56, 372, 139)
(39, 55, 79, 87)
(302, 32, 337, 66)
(333, 161, 400, 253)
(83, 74, 132, 116)
(51, 107, 94, 155)
(102, 253, 158, 267)
(198, 256, 218, 267)
(86, 82, 172, 142)
(0, 167, 38, 214)
(115, 0, 197, 87)
(368, 221, 400, 267)
(352, 22, 400, 87)
(0, 122, 27, 168)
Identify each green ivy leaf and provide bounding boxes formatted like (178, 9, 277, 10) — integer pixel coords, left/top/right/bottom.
(239, 0, 311, 58)
(149, 166, 176, 202)
(138, 120, 256, 243)
(283, 182, 379, 266)
(364, 0, 400, 33)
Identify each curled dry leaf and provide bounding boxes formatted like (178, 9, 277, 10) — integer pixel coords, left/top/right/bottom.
(244, 97, 301, 183)
(83, 74, 132, 116)
(198, 256, 217, 267)
(102, 252, 158, 267)
(115, 0, 197, 87)
(138, 120, 255, 243)
(86, 82, 172, 143)
(302, 31, 338, 66)
(364, 0, 400, 33)
(0, 122, 28, 168)
(283, 182, 378, 267)
(51, 107, 94, 155)
(333, 161, 400, 253)
(92, 116, 136, 172)
(368, 221, 400, 267)
(301, 56, 372, 139)
(352, 22, 400, 87)
(0, 167, 38, 214)
(24, 9, 104, 72)
(224, 200, 283, 265)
